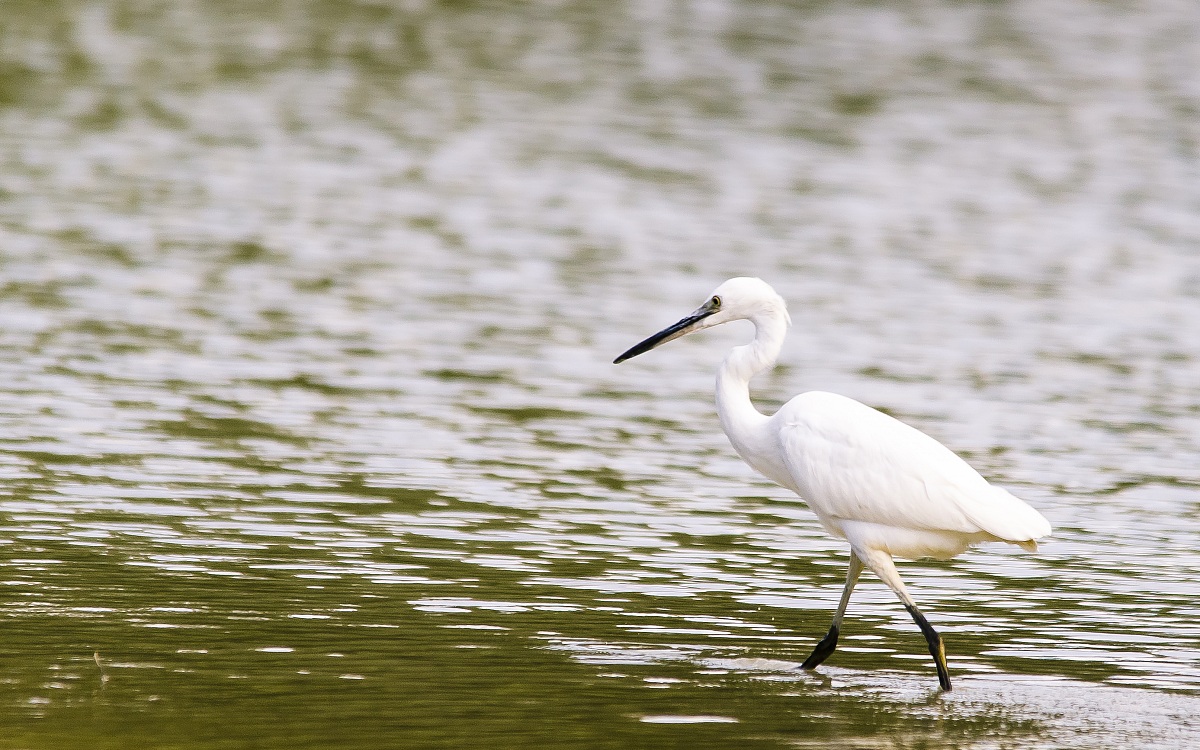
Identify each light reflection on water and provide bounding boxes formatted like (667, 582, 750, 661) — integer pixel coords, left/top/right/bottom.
(2, 0, 1200, 747)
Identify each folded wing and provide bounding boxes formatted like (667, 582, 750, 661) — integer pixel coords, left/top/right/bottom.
(776, 391, 1051, 545)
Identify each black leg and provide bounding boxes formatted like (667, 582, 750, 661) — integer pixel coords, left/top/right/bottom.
(800, 624, 839, 670)
(905, 604, 951, 692)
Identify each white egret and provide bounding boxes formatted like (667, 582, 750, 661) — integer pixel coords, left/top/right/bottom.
(613, 277, 1051, 691)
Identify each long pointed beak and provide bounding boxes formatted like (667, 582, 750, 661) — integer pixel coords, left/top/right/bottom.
(613, 308, 716, 364)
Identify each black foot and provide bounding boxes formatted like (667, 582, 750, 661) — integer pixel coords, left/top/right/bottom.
(931, 635, 951, 692)
(800, 625, 839, 670)
(906, 605, 951, 692)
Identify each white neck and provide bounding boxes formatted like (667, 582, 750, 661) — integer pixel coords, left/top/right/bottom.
(715, 311, 788, 465)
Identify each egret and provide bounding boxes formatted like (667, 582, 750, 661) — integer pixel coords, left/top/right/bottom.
(613, 277, 1051, 691)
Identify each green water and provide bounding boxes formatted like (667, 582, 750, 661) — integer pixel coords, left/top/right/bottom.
(2, 0, 1200, 747)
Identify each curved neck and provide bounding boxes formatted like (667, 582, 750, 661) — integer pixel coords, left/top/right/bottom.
(715, 311, 788, 434)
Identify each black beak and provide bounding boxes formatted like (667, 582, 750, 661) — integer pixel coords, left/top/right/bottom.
(613, 309, 715, 364)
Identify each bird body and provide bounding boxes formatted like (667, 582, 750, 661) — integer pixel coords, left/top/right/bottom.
(614, 276, 1051, 691)
(776, 391, 1045, 558)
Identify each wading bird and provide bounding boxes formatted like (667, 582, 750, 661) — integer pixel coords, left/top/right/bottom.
(613, 277, 1051, 691)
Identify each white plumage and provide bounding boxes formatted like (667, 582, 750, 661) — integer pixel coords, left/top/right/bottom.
(615, 276, 1051, 691)
(776, 391, 1049, 557)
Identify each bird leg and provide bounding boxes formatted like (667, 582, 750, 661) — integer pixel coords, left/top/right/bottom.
(857, 548, 952, 692)
(905, 603, 951, 692)
(801, 551, 863, 670)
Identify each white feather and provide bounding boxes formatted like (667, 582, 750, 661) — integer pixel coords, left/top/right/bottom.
(771, 391, 1050, 559)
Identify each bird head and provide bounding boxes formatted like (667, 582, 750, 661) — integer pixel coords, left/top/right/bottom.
(613, 277, 790, 364)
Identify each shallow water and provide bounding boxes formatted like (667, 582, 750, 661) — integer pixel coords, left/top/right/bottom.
(2, 0, 1200, 747)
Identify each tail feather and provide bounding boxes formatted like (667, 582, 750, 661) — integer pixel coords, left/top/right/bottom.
(964, 487, 1052, 549)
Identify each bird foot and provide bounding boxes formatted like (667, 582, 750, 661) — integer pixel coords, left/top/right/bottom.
(800, 625, 839, 670)
(906, 604, 952, 691)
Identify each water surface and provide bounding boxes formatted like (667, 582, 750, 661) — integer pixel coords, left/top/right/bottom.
(2, 1, 1200, 747)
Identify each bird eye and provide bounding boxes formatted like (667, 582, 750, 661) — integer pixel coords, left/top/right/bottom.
(711, 296, 721, 308)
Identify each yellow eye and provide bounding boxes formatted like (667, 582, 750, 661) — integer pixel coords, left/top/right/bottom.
(711, 296, 721, 308)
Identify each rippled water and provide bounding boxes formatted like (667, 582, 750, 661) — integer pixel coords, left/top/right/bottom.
(2, 0, 1200, 747)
